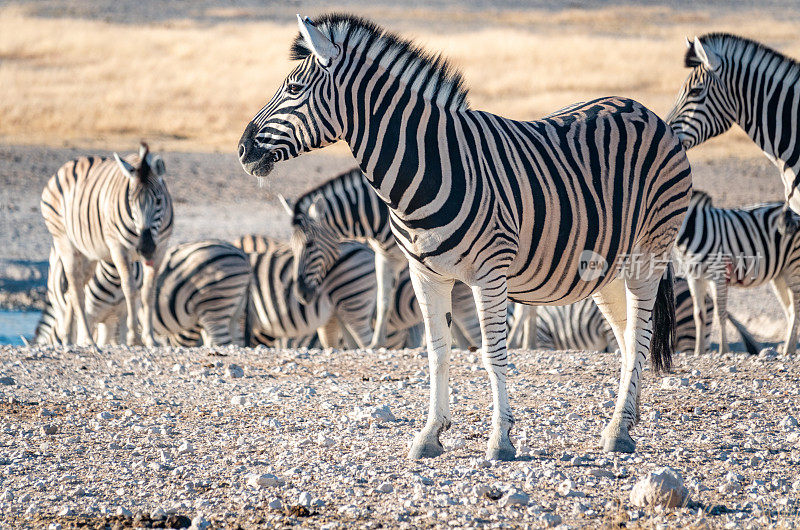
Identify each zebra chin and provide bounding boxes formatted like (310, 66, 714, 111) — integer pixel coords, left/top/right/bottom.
(239, 151, 276, 178)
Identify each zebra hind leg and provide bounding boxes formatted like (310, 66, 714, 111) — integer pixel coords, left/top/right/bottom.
(472, 279, 515, 461)
(406, 268, 454, 460)
(686, 275, 708, 356)
(772, 275, 799, 354)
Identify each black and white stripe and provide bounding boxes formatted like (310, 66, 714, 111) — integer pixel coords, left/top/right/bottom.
(37, 241, 250, 347)
(667, 34, 800, 223)
(238, 14, 692, 458)
(674, 190, 799, 354)
(40, 142, 173, 347)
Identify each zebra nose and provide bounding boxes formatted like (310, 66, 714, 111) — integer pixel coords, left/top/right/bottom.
(238, 122, 257, 163)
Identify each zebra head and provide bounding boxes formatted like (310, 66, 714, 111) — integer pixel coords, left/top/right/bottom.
(281, 194, 341, 304)
(666, 36, 737, 150)
(113, 143, 170, 263)
(238, 15, 343, 179)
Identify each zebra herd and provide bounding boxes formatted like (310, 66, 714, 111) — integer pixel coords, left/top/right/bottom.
(31, 13, 800, 460)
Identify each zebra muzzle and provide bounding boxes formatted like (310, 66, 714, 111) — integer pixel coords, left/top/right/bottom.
(137, 229, 156, 261)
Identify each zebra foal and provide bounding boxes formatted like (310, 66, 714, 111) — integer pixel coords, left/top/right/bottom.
(238, 14, 691, 458)
(674, 190, 800, 355)
(40, 143, 173, 347)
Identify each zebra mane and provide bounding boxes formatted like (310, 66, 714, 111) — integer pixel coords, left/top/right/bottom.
(291, 13, 470, 111)
(292, 167, 365, 218)
(687, 33, 800, 74)
(690, 189, 713, 206)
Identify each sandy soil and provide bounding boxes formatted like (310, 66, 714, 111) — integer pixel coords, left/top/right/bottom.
(0, 344, 799, 528)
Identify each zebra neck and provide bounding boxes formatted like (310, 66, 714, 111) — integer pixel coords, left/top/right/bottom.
(728, 63, 798, 174)
(341, 87, 459, 221)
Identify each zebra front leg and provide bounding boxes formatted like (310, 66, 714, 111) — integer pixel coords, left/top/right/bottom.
(53, 242, 96, 348)
(773, 275, 800, 354)
(139, 247, 165, 348)
(109, 245, 139, 346)
(407, 267, 454, 460)
(686, 275, 708, 356)
(369, 250, 400, 348)
(473, 279, 515, 461)
(317, 316, 341, 348)
(708, 275, 729, 354)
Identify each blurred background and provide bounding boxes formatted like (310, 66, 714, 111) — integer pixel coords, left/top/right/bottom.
(1, 0, 798, 341)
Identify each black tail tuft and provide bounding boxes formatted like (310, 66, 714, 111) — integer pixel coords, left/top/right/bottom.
(651, 262, 676, 374)
(727, 314, 760, 355)
(243, 287, 253, 348)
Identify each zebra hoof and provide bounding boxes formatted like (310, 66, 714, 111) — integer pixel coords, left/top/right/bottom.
(407, 440, 444, 460)
(601, 434, 636, 453)
(486, 444, 516, 461)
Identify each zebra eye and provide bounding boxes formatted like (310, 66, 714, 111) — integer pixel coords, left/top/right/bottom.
(688, 86, 704, 97)
(286, 83, 305, 95)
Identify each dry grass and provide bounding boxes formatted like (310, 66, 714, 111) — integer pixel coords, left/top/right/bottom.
(2, 3, 800, 159)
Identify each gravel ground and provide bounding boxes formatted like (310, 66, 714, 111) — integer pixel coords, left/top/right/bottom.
(0, 344, 798, 528)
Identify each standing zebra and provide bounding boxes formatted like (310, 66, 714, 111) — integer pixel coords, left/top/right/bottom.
(674, 190, 800, 355)
(37, 241, 250, 347)
(238, 14, 692, 458)
(667, 34, 800, 225)
(40, 143, 173, 347)
(278, 176, 482, 348)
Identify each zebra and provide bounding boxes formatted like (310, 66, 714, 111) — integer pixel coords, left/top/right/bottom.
(535, 276, 758, 354)
(666, 34, 800, 228)
(36, 241, 251, 347)
(40, 142, 173, 347)
(674, 189, 800, 355)
(277, 176, 482, 348)
(237, 14, 692, 458)
(277, 167, 406, 348)
(235, 235, 473, 349)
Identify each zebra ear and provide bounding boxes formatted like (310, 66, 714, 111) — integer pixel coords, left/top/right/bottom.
(113, 153, 136, 180)
(685, 36, 692, 49)
(278, 194, 294, 217)
(307, 195, 326, 221)
(146, 154, 166, 181)
(692, 36, 720, 71)
(297, 14, 338, 67)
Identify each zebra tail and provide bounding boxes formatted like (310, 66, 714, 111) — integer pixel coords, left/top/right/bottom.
(243, 285, 253, 348)
(650, 262, 676, 374)
(726, 314, 760, 355)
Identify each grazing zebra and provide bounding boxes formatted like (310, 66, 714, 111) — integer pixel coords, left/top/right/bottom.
(535, 276, 757, 354)
(278, 178, 483, 348)
(235, 235, 473, 348)
(36, 241, 250, 347)
(674, 190, 800, 355)
(667, 34, 800, 226)
(237, 14, 692, 458)
(40, 143, 173, 347)
(278, 167, 407, 348)
(239, 236, 377, 348)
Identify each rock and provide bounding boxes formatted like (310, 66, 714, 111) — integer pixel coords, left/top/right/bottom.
(40, 424, 57, 435)
(629, 467, 688, 508)
(316, 433, 335, 447)
(376, 482, 393, 493)
(780, 416, 798, 430)
(191, 514, 210, 529)
(177, 440, 195, 454)
(247, 473, 280, 488)
(538, 513, 562, 527)
(165, 514, 192, 528)
(96, 411, 114, 420)
(267, 498, 283, 510)
(661, 377, 690, 389)
(0, 377, 15, 386)
(230, 396, 247, 405)
(351, 404, 396, 422)
(500, 489, 529, 506)
(759, 348, 778, 360)
(298, 491, 313, 507)
(225, 364, 244, 378)
(116, 506, 132, 517)
(1, 490, 13, 502)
